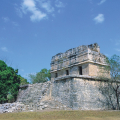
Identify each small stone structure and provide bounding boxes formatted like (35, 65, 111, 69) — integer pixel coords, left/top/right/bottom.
(50, 43, 109, 80)
(0, 43, 113, 113)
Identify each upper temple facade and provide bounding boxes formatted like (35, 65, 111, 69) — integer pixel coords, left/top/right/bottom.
(50, 43, 109, 82)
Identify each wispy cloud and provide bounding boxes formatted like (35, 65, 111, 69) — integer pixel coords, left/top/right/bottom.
(116, 49, 120, 52)
(15, 4, 23, 18)
(115, 40, 120, 46)
(55, 0, 65, 8)
(98, 0, 106, 5)
(1, 47, 8, 52)
(93, 14, 104, 24)
(2, 17, 9, 22)
(21, 0, 47, 22)
(39, 0, 54, 13)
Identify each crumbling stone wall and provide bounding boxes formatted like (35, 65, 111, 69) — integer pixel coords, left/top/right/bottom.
(16, 81, 71, 112)
(16, 77, 114, 111)
(17, 81, 52, 104)
(51, 77, 110, 110)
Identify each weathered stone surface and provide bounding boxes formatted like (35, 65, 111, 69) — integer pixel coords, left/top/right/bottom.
(50, 43, 110, 82)
(0, 102, 25, 113)
(51, 78, 112, 110)
(15, 78, 115, 112)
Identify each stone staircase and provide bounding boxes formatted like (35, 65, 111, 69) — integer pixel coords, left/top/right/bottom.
(16, 81, 71, 111)
(17, 81, 51, 105)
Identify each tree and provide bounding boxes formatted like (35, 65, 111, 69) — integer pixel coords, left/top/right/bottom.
(98, 54, 120, 110)
(20, 76, 29, 85)
(0, 60, 21, 103)
(29, 68, 51, 84)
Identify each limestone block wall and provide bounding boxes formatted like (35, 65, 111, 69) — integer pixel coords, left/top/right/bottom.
(89, 63, 98, 76)
(88, 63, 110, 77)
(51, 78, 110, 110)
(17, 78, 116, 110)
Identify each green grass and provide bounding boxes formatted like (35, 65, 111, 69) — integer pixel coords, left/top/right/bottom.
(0, 110, 120, 120)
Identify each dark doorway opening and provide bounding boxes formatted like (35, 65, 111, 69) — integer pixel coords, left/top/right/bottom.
(55, 73, 58, 78)
(66, 70, 69, 75)
(79, 66, 82, 75)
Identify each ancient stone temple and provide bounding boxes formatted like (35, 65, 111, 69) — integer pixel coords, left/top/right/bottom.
(15, 43, 112, 113)
(50, 43, 111, 110)
(50, 43, 109, 82)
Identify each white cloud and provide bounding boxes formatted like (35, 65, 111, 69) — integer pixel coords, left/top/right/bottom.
(1, 47, 8, 52)
(30, 10, 47, 21)
(39, 1, 54, 13)
(2, 17, 9, 22)
(55, 0, 65, 8)
(93, 14, 104, 24)
(21, 0, 47, 22)
(20, 0, 65, 22)
(98, 0, 106, 5)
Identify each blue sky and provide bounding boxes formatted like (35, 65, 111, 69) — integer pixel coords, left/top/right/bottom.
(0, 0, 120, 82)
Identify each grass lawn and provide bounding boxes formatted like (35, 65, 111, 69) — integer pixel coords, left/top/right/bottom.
(0, 110, 120, 120)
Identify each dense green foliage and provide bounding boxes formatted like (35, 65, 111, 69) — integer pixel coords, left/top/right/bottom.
(29, 68, 51, 84)
(0, 60, 21, 103)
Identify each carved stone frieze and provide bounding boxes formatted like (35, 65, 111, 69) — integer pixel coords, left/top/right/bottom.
(51, 43, 107, 72)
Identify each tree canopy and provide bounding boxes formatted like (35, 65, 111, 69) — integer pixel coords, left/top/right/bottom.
(29, 68, 51, 84)
(20, 76, 29, 85)
(0, 60, 21, 103)
(108, 54, 120, 80)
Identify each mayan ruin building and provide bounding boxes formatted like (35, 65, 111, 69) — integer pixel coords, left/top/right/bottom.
(15, 43, 112, 112)
(50, 43, 110, 82)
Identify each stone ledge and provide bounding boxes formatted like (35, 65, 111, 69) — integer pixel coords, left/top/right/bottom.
(19, 84, 29, 88)
(54, 75, 97, 81)
(19, 81, 51, 88)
